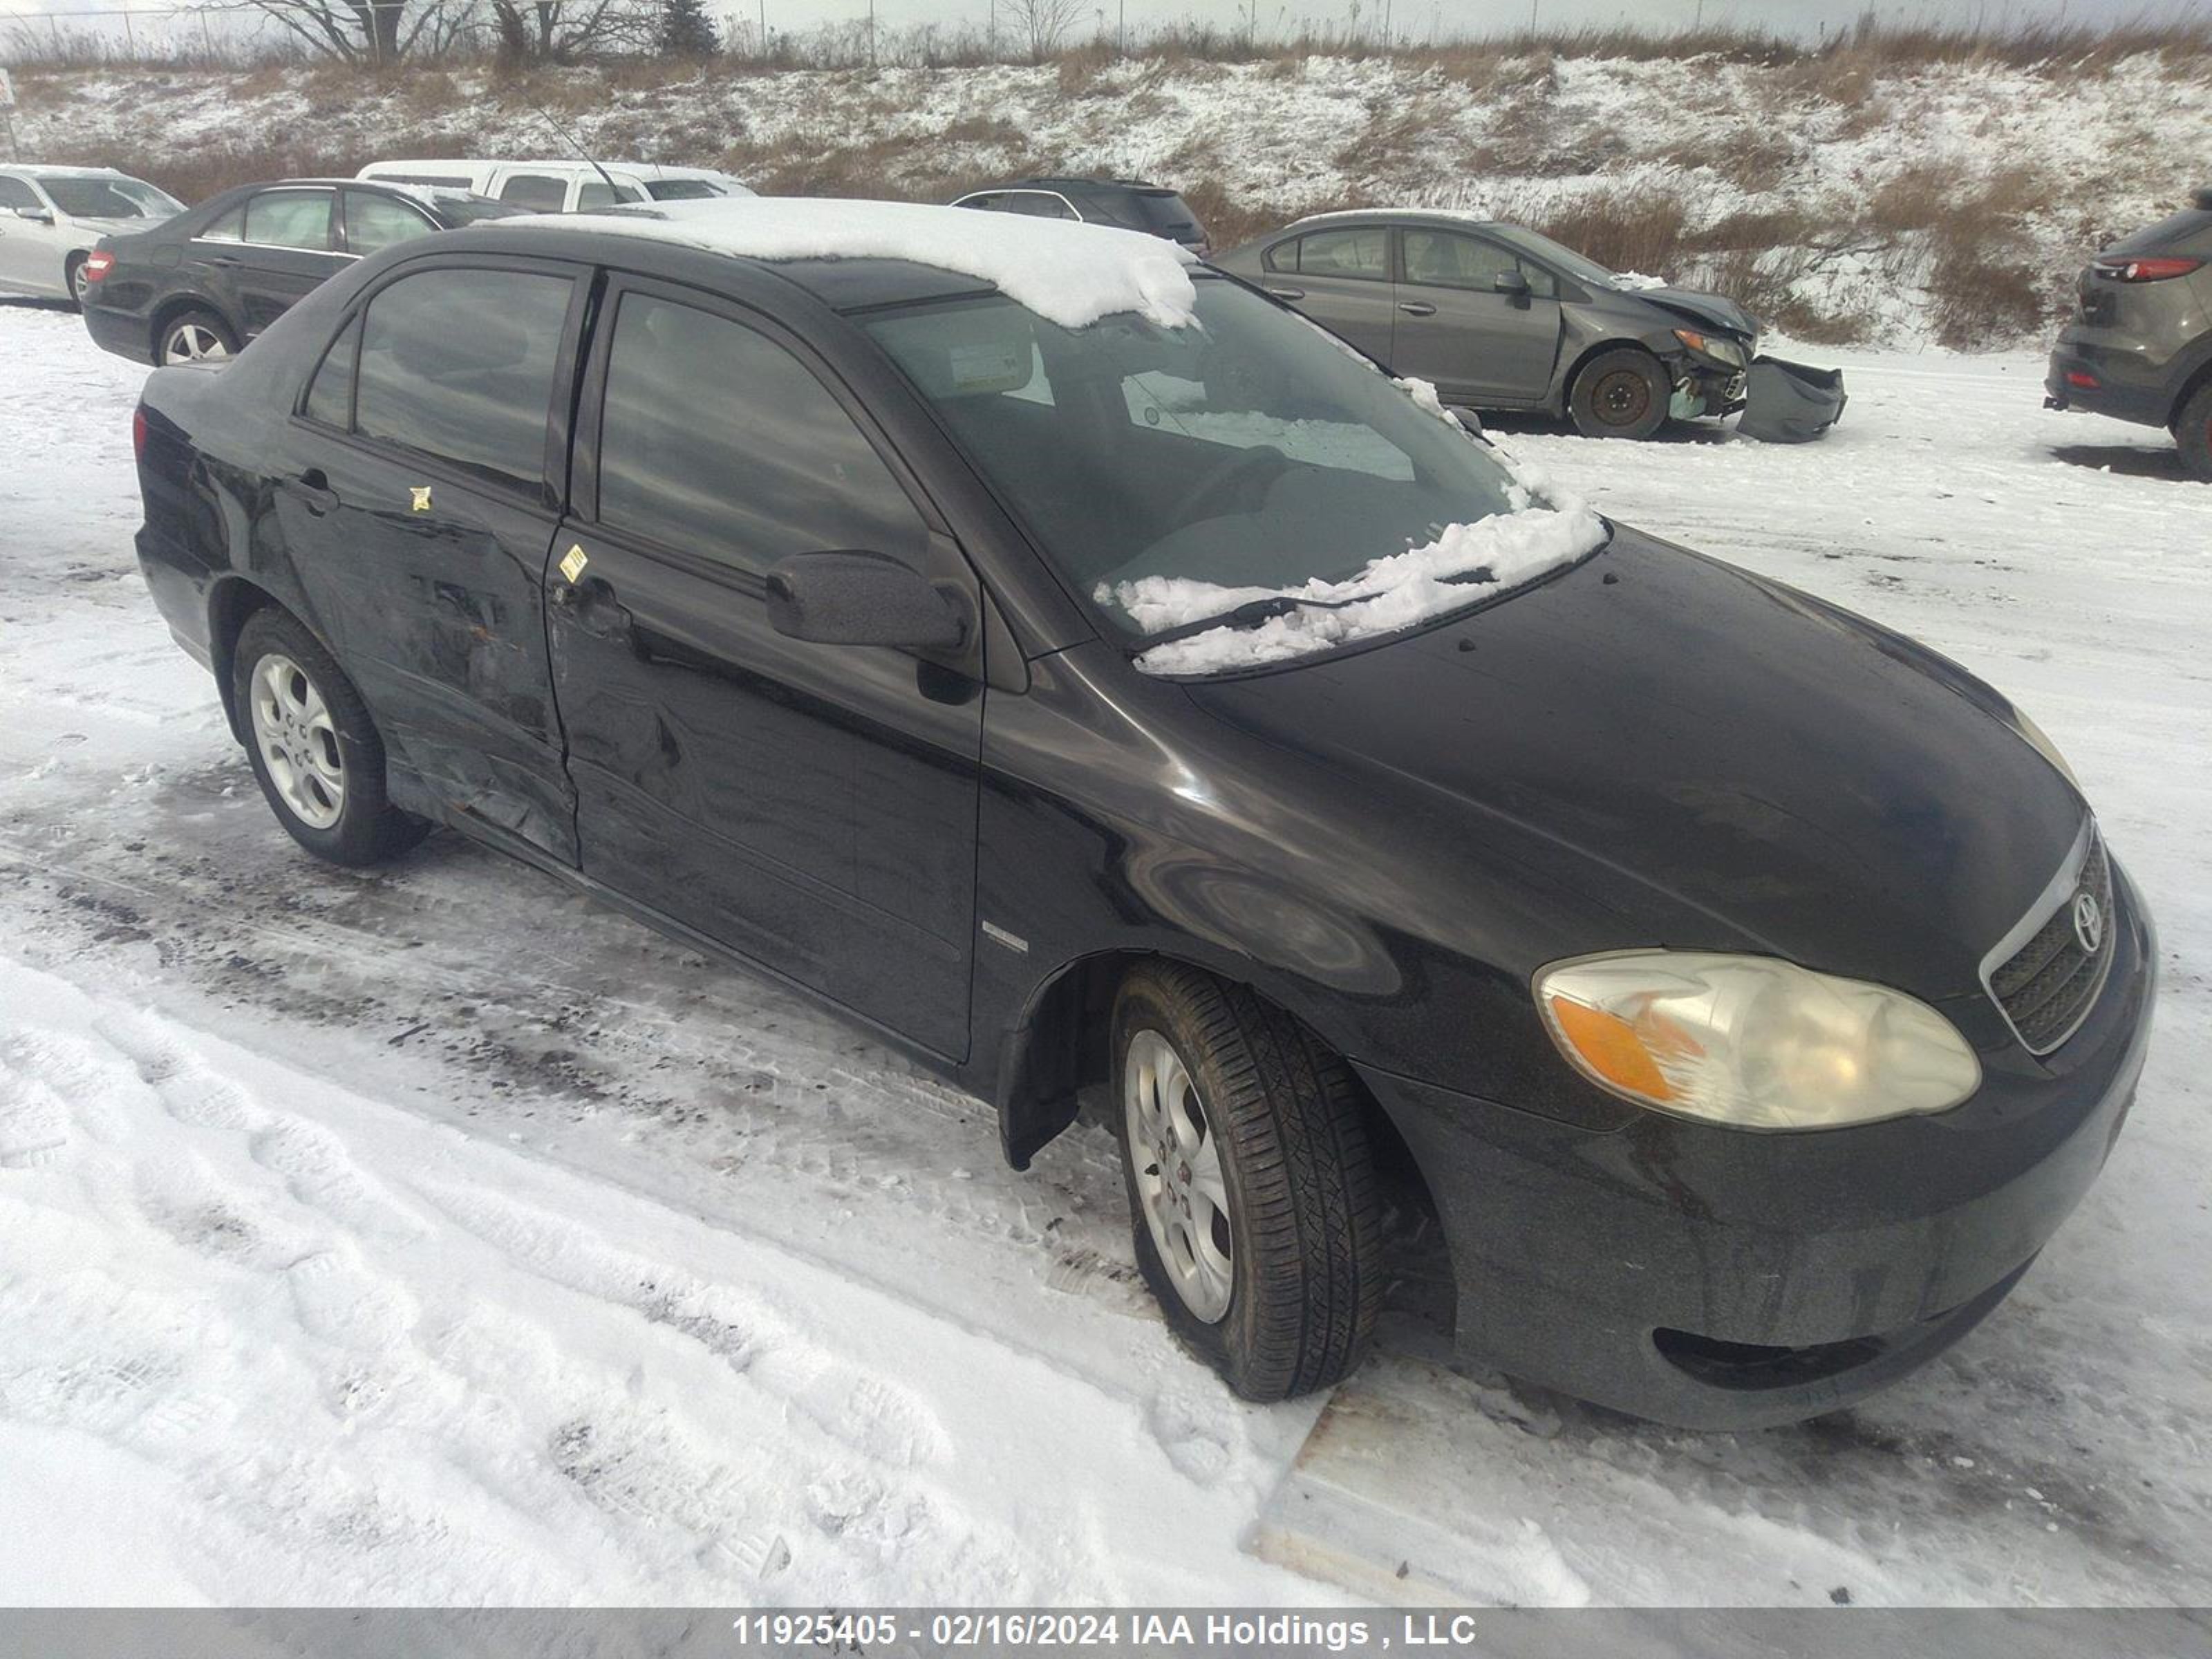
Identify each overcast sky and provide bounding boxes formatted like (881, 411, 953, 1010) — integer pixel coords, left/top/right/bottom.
(3, 0, 2206, 43)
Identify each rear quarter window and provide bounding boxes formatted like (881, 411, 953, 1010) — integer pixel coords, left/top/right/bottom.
(352, 268, 573, 491)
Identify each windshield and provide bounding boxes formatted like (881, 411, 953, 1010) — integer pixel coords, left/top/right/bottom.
(1485, 223, 1625, 289)
(37, 174, 182, 219)
(863, 277, 1604, 673)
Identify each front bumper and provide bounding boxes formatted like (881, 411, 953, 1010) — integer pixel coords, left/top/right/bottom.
(1356, 862, 2156, 1429)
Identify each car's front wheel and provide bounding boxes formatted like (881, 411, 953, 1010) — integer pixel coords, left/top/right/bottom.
(1112, 962, 1383, 1400)
(232, 608, 428, 867)
(2175, 381, 2212, 482)
(1569, 346, 1670, 440)
(159, 308, 237, 365)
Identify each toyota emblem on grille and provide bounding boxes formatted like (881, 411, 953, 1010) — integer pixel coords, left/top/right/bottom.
(2072, 889, 2106, 954)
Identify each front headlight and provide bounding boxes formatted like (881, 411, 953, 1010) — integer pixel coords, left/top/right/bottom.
(2011, 706, 2081, 791)
(1672, 328, 1746, 368)
(1535, 951, 1980, 1130)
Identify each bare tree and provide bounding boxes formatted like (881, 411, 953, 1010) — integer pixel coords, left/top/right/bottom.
(1003, 0, 1083, 62)
(489, 0, 657, 64)
(214, 0, 475, 64)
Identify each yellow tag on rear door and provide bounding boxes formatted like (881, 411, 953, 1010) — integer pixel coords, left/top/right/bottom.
(559, 544, 589, 583)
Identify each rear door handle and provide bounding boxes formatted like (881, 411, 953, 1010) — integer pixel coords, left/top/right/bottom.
(286, 468, 338, 516)
(1398, 301, 1438, 317)
(1264, 285, 1305, 301)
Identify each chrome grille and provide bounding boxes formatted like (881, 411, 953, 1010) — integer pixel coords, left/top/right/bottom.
(1985, 828, 2114, 1056)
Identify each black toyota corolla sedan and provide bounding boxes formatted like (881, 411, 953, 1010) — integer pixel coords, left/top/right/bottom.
(126, 200, 2155, 1428)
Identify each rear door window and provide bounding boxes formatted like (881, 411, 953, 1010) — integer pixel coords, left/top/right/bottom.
(1288, 227, 1389, 281)
(353, 267, 574, 491)
(245, 190, 335, 251)
(594, 291, 928, 574)
(576, 179, 644, 209)
(344, 190, 436, 256)
(497, 174, 570, 212)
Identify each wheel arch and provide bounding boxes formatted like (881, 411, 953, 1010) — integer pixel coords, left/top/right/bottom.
(992, 947, 1447, 1284)
(206, 575, 285, 742)
(148, 292, 227, 362)
(2167, 350, 2212, 429)
(1559, 335, 1667, 409)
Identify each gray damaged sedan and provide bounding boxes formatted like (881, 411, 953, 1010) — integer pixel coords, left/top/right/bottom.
(1215, 209, 1844, 442)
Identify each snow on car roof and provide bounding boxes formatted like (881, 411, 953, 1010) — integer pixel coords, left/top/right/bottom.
(509, 196, 1201, 330)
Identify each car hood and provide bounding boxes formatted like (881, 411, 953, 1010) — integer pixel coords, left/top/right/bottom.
(1631, 285, 1759, 341)
(68, 213, 177, 238)
(1178, 527, 2081, 1005)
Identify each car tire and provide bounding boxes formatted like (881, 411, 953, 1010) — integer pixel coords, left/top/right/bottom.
(232, 608, 429, 868)
(158, 308, 238, 366)
(1569, 346, 1671, 440)
(1112, 961, 1382, 1400)
(2175, 382, 2212, 482)
(65, 254, 89, 311)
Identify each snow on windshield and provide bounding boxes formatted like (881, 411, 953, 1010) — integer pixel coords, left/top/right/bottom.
(1102, 425, 1605, 677)
(1102, 499, 1605, 675)
(510, 196, 1201, 330)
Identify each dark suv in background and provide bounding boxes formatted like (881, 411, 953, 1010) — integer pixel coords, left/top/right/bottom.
(953, 176, 1210, 256)
(2046, 186, 2212, 480)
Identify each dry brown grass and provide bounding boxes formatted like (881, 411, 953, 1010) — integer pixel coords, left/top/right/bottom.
(1535, 186, 1695, 279)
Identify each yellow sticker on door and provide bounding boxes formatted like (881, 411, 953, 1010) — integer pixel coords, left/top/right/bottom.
(559, 544, 590, 583)
(409, 486, 433, 513)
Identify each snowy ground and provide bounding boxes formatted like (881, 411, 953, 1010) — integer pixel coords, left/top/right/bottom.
(1, 297, 2208, 1608)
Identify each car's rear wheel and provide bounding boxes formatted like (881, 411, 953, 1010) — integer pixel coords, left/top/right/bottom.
(232, 609, 428, 867)
(65, 254, 89, 311)
(1112, 962, 1382, 1400)
(1570, 347, 1670, 440)
(159, 308, 237, 366)
(2175, 382, 2212, 482)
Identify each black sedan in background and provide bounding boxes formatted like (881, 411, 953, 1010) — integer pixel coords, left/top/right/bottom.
(81, 177, 521, 365)
(125, 202, 2153, 1428)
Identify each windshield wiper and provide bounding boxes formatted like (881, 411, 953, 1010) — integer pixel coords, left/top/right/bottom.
(1138, 591, 1376, 650)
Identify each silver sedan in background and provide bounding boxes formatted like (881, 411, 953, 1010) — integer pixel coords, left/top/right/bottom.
(1215, 208, 1768, 440)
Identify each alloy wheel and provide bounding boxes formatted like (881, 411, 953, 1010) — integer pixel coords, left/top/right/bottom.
(1124, 1027, 1234, 1323)
(164, 323, 229, 364)
(248, 653, 346, 830)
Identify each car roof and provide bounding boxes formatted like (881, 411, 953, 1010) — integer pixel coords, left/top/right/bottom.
(1001, 176, 1174, 194)
(442, 198, 1202, 319)
(362, 158, 734, 178)
(1277, 207, 1503, 234)
(1, 163, 131, 178)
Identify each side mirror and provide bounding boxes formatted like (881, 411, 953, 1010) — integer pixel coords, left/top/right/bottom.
(765, 550, 966, 651)
(1492, 268, 1531, 299)
(1451, 406, 1485, 438)
(14, 207, 55, 225)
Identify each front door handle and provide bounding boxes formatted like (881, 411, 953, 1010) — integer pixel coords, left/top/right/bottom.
(1264, 285, 1305, 301)
(1398, 301, 1438, 317)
